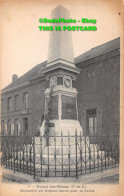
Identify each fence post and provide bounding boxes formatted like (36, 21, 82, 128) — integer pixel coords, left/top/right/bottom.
(100, 135, 103, 173)
(19, 138, 22, 172)
(68, 131, 70, 176)
(40, 135, 43, 177)
(17, 141, 18, 172)
(1, 137, 3, 167)
(29, 137, 31, 175)
(8, 138, 10, 168)
(47, 136, 49, 177)
(105, 136, 107, 170)
(33, 135, 35, 179)
(85, 129, 87, 174)
(26, 137, 28, 174)
(111, 140, 113, 169)
(23, 140, 25, 173)
(11, 136, 13, 170)
(89, 136, 91, 173)
(14, 137, 16, 173)
(75, 130, 78, 179)
(93, 137, 95, 172)
(118, 136, 119, 166)
(80, 131, 82, 175)
(1, 136, 2, 167)
(115, 139, 117, 167)
(97, 139, 100, 172)
(54, 132, 56, 177)
(61, 131, 63, 175)
(6, 138, 8, 169)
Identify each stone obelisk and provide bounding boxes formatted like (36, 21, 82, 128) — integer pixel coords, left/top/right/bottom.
(42, 5, 83, 136)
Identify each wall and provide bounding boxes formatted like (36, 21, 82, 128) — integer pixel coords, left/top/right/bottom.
(1, 79, 46, 135)
(75, 50, 120, 135)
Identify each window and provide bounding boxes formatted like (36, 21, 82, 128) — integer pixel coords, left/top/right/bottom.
(1, 120, 4, 135)
(14, 119, 19, 135)
(1, 99, 5, 113)
(23, 93, 28, 109)
(7, 120, 11, 135)
(7, 97, 12, 111)
(87, 70, 96, 93)
(14, 95, 18, 111)
(86, 109, 97, 135)
(23, 118, 28, 135)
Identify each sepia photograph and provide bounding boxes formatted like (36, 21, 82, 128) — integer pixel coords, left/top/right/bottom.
(0, 0, 123, 195)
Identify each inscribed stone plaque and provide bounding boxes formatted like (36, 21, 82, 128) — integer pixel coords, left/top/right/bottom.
(62, 95, 77, 120)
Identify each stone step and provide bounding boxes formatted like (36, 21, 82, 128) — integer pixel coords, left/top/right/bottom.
(31, 143, 99, 155)
(13, 150, 107, 166)
(35, 146, 101, 155)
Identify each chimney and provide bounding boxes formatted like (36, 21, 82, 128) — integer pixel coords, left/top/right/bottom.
(12, 74, 18, 83)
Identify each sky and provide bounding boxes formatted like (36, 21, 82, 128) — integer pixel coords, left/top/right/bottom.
(0, 0, 123, 89)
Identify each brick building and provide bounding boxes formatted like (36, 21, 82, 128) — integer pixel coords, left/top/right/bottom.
(0, 37, 120, 136)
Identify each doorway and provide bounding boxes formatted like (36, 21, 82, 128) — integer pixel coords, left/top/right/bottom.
(86, 109, 97, 135)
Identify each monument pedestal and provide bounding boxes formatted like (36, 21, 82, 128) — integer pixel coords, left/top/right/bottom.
(49, 120, 82, 136)
(33, 137, 107, 168)
(43, 85, 83, 136)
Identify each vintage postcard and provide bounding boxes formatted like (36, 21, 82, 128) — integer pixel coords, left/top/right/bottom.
(0, 0, 124, 195)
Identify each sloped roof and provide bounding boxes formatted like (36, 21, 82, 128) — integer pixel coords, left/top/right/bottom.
(75, 37, 120, 64)
(2, 61, 47, 91)
(2, 37, 120, 92)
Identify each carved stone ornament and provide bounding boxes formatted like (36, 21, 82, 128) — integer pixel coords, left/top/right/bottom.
(64, 75, 72, 88)
(44, 70, 77, 81)
(50, 76, 57, 88)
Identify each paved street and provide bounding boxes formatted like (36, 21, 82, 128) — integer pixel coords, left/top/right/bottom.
(92, 174, 119, 184)
(1, 167, 119, 183)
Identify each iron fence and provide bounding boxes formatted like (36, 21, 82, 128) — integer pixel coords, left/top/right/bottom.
(0, 132, 119, 179)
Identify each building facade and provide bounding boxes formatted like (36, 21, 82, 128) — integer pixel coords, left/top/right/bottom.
(75, 38, 120, 136)
(0, 38, 120, 136)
